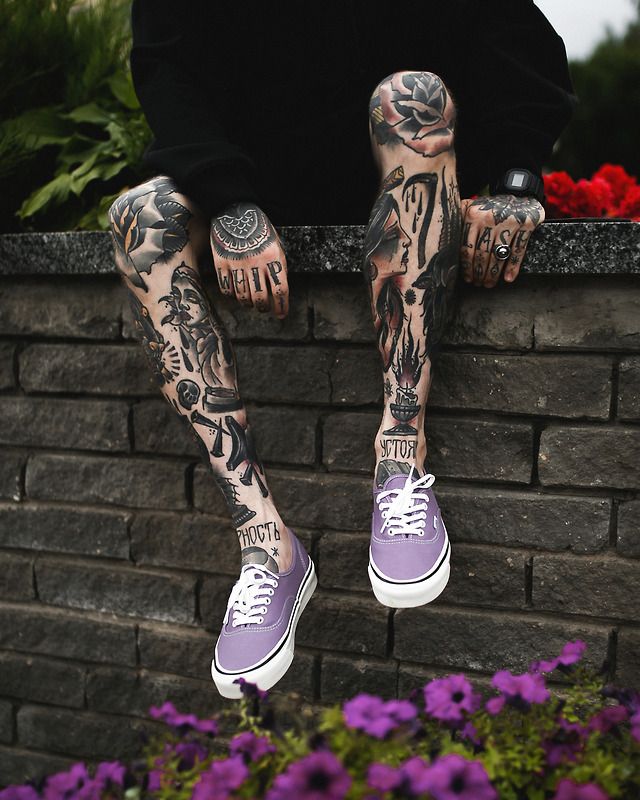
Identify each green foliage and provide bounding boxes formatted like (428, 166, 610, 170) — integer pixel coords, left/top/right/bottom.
(552, 1, 640, 179)
(0, 0, 151, 232)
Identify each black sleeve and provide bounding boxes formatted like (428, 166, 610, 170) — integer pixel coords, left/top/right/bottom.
(130, 0, 260, 218)
(466, 0, 577, 193)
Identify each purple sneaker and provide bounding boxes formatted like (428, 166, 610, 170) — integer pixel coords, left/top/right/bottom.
(211, 529, 317, 698)
(368, 463, 450, 608)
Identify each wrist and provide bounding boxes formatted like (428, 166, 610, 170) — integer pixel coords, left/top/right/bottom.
(490, 168, 545, 204)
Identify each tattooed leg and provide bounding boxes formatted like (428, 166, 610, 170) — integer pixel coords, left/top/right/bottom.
(366, 72, 461, 486)
(109, 176, 292, 572)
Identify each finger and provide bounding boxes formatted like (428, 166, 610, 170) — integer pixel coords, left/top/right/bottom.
(504, 226, 533, 283)
(229, 265, 252, 306)
(484, 228, 512, 288)
(504, 251, 523, 283)
(266, 256, 289, 319)
(214, 263, 234, 298)
(471, 224, 495, 287)
(460, 219, 476, 282)
(247, 264, 271, 313)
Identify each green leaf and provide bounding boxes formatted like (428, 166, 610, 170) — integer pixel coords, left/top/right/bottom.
(18, 172, 73, 218)
(65, 102, 112, 126)
(108, 71, 140, 110)
(1, 106, 72, 151)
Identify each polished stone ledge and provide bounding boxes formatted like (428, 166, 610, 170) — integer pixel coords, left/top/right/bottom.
(0, 220, 639, 276)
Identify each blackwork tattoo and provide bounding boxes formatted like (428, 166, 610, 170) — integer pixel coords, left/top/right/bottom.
(211, 203, 275, 260)
(191, 411, 231, 458)
(237, 521, 280, 548)
(241, 546, 279, 573)
(375, 459, 421, 488)
(267, 260, 283, 285)
(226, 417, 268, 497)
(177, 379, 200, 410)
(384, 325, 422, 436)
(110, 177, 191, 292)
(216, 476, 256, 527)
(271, 547, 279, 557)
(369, 72, 455, 157)
(402, 173, 438, 269)
(160, 263, 242, 412)
(379, 438, 417, 460)
(129, 292, 180, 385)
(411, 165, 461, 359)
(468, 195, 542, 226)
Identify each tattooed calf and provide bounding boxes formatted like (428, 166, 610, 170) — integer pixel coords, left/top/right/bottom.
(379, 438, 417, 460)
(237, 521, 281, 549)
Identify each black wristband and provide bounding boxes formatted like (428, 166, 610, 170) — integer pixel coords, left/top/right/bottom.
(490, 168, 545, 203)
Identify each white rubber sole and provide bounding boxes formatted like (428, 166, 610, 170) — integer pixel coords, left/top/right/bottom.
(211, 560, 317, 699)
(368, 541, 451, 608)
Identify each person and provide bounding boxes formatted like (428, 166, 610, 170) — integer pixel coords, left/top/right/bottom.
(109, 1, 575, 697)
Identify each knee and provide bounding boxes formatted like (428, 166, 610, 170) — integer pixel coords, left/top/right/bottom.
(368, 70, 456, 157)
(108, 176, 194, 289)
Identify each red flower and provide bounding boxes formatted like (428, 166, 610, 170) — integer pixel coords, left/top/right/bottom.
(543, 171, 576, 218)
(592, 164, 637, 208)
(617, 184, 640, 220)
(568, 177, 615, 218)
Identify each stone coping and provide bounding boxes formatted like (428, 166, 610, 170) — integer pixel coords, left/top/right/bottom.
(0, 220, 639, 276)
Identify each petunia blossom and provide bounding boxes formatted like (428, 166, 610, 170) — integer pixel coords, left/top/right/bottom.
(343, 694, 417, 739)
(552, 777, 609, 800)
(192, 756, 248, 800)
(588, 704, 628, 734)
(229, 731, 276, 763)
(424, 674, 481, 724)
(543, 718, 588, 766)
(265, 751, 351, 800)
(491, 670, 549, 710)
(531, 641, 587, 674)
(423, 753, 497, 800)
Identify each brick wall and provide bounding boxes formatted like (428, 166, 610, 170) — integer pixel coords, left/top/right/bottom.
(0, 261, 639, 785)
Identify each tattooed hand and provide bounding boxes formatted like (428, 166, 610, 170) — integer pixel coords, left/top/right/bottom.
(459, 194, 545, 288)
(210, 203, 289, 318)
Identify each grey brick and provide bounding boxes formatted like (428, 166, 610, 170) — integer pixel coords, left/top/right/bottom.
(430, 353, 611, 419)
(0, 503, 130, 558)
(446, 544, 526, 610)
(0, 452, 23, 501)
(0, 552, 34, 601)
(87, 666, 224, 719)
(199, 574, 237, 632)
(20, 343, 155, 395)
(394, 606, 610, 673)
(618, 357, 640, 420)
(131, 512, 237, 574)
(235, 345, 332, 404)
(321, 655, 397, 702)
(0, 745, 74, 789)
(26, 454, 188, 510)
(296, 592, 389, 657)
(533, 279, 640, 351)
(616, 628, 640, 687)
(0, 397, 129, 452)
(330, 348, 382, 405)
(443, 281, 536, 350)
(272, 650, 316, 698)
(248, 404, 318, 466)
(539, 426, 640, 490)
(617, 500, 640, 557)
(532, 554, 640, 620)
(0, 279, 122, 339)
(323, 412, 378, 474)
(0, 700, 13, 745)
(0, 342, 15, 390)
(17, 705, 152, 761)
(426, 417, 533, 483)
(311, 277, 375, 343)
(133, 400, 199, 457)
(438, 487, 610, 554)
(0, 652, 85, 707)
(35, 556, 197, 624)
(0, 603, 136, 665)
(139, 621, 220, 680)
(316, 531, 370, 592)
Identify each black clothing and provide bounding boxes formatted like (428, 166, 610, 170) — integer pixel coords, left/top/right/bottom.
(130, 1, 575, 226)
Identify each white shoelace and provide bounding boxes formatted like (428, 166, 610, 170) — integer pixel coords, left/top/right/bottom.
(377, 469, 436, 537)
(224, 565, 279, 627)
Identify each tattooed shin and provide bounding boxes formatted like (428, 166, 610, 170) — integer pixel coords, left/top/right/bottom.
(238, 521, 281, 572)
(109, 177, 192, 292)
(211, 203, 276, 261)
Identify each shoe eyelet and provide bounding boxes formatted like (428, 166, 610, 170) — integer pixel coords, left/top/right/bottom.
(258, 616, 263, 624)
(265, 597, 271, 604)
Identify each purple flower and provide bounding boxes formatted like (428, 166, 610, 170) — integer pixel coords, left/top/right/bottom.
(174, 741, 208, 770)
(343, 694, 417, 739)
(192, 756, 248, 800)
(423, 754, 497, 800)
(234, 676, 269, 702)
(367, 763, 402, 793)
(543, 719, 588, 766)
(0, 788, 40, 800)
(148, 701, 218, 735)
(146, 770, 162, 792)
(94, 761, 126, 787)
(588, 704, 628, 733)
(266, 751, 351, 800)
(367, 757, 432, 797)
(552, 778, 609, 800)
(401, 756, 433, 795)
(43, 763, 90, 799)
(490, 670, 550, 710)
(229, 731, 276, 763)
(531, 641, 587, 673)
(424, 674, 481, 724)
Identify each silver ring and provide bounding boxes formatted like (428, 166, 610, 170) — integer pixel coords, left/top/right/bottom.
(494, 244, 511, 261)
